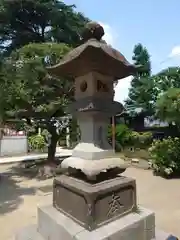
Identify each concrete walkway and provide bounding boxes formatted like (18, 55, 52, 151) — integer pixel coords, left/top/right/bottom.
(0, 147, 72, 164)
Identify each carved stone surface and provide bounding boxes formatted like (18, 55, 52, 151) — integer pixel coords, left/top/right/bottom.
(74, 72, 114, 101)
(53, 175, 136, 231)
(68, 96, 124, 115)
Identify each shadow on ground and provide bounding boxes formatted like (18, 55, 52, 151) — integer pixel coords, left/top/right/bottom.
(8, 161, 42, 179)
(0, 167, 36, 215)
(7, 158, 65, 180)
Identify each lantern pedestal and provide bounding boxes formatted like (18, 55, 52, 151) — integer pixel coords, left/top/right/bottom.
(15, 174, 177, 240)
(52, 175, 137, 231)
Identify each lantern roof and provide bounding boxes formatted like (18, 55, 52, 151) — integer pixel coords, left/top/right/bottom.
(47, 22, 140, 80)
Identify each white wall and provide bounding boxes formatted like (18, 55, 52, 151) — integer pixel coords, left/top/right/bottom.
(144, 118, 169, 127)
(0, 136, 28, 157)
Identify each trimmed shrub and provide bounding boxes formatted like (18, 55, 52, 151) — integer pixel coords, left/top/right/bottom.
(28, 134, 46, 152)
(115, 124, 132, 147)
(149, 137, 180, 177)
(108, 124, 131, 151)
(108, 124, 153, 151)
(129, 131, 153, 149)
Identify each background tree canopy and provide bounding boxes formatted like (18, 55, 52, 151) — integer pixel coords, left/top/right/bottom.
(156, 88, 180, 128)
(0, 0, 90, 162)
(125, 43, 154, 115)
(126, 44, 180, 119)
(3, 42, 73, 161)
(0, 0, 89, 55)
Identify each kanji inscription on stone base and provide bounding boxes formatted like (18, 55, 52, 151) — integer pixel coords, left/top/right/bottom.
(107, 192, 124, 217)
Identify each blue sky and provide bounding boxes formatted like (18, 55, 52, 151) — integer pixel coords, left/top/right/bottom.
(65, 0, 180, 102)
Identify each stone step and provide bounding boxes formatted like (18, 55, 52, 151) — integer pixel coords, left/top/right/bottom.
(15, 224, 177, 240)
(37, 205, 156, 240)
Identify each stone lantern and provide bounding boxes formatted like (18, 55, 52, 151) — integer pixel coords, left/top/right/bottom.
(47, 22, 137, 179)
(15, 22, 175, 240)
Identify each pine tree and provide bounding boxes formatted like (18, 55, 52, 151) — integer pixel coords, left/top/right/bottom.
(7, 43, 73, 162)
(125, 43, 154, 115)
(0, 0, 89, 56)
(0, 0, 90, 163)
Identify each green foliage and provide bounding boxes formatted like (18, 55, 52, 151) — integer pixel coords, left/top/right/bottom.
(156, 88, 180, 128)
(125, 43, 154, 115)
(129, 131, 153, 149)
(28, 134, 46, 152)
(123, 148, 150, 160)
(109, 124, 152, 150)
(108, 124, 131, 150)
(69, 118, 79, 143)
(115, 124, 131, 147)
(149, 137, 180, 177)
(0, 0, 89, 55)
(2, 42, 74, 161)
(132, 43, 151, 75)
(126, 53, 180, 118)
(0, 0, 90, 161)
(139, 131, 153, 146)
(0, 57, 18, 122)
(9, 42, 72, 120)
(155, 67, 180, 93)
(142, 67, 180, 116)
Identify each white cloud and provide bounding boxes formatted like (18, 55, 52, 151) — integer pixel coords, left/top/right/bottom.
(97, 22, 132, 102)
(114, 76, 133, 103)
(98, 22, 118, 46)
(169, 45, 180, 57)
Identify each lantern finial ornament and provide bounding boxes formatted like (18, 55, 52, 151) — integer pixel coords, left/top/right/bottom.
(82, 21, 105, 42)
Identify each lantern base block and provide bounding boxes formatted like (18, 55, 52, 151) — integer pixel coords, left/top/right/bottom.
(15, 205, 175, 240)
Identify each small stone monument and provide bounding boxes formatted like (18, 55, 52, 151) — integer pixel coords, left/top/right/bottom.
(15, 22, 176, 240)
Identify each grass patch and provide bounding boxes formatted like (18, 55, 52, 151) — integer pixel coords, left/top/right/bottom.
(116, 148, 150, 161)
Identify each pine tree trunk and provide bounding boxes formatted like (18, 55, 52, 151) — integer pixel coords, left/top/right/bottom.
(47, 133, 59, 163)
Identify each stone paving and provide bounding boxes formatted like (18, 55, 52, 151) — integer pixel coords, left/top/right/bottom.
(0, 147, 72, 164)
(0, 164, 179, 239)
